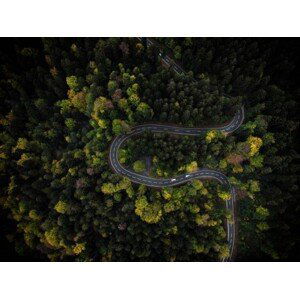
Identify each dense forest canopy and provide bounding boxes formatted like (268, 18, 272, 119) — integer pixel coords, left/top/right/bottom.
(0, 37, 299, 261)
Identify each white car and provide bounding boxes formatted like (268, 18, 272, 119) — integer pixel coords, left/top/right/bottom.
(171, 178, 176, 182)
(185, 174, 191, 178)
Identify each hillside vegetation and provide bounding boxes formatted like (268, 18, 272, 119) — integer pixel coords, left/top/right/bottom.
(0, 38, 298, 261)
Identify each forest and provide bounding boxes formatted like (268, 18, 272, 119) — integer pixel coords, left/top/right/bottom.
(0, 37, 299, 261)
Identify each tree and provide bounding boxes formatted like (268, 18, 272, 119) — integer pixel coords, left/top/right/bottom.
(250, 154, 264, 168)
(73, 243, 86, 255)
(101, 183, 115, 194)
(54, 201, 68, 214)
(162, 188, 172, 200)
(195, 214, 210, 226)
(136, 102, 154, 121)
(186, 161, 198, 173)
(192, 180, 203, 190)
(128, 93, 140, 107)
(218, 190, 231, 201)
(44, 228, 60, 248)
(218, 245, 230, 260)
(247, 136, 263, 157)
(1, 37, 298, 262)
(219, 159, 227, 169)
(255, 206, 269, 220)
(248, 180, 260, 193)
(135, 196, 162, 224)
(112, 119, 130, 135)
(66, 76, 80, 91)
(206, 130, 217, 143)
(257, 222, 269, 231)
(133, 160, 146, 173)
(107, 80, 118, 96)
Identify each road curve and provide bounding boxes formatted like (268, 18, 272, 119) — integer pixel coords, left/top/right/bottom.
(109, 38, 245, 261)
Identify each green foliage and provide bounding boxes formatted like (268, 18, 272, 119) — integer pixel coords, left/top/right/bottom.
(133, 160, 146, 173)
(219, 159, 227, 169)
(54, 201, 68, 214)
(256, 206, 269, 219)
(29, 210, 41, 221)
(257, 222, 269, 231)
(0, 37, 298, 262)
(248, 180, 260, 194)
(128, 93, 140, 107)
(73, 243, 86, 255)
(108, 80, 118, 95)
(14, 138, 28, 151)
(218, 245, 230, 260)
(186, 161, 198, 173)
(162, 188, 172, 200)
(218, 190, 231, 201)
(136, 102, 153, 121)
(65, 118, 76, 130)
(44, 228, 60, 248)
(247, 136, 263, 157)
(101, 183, 115, 194)
(250, 154, 264, 168)
(135, 196, 162, 224)
(66, 76, 80, 91)
(191, 180, 203, 190)
(195, 214, 210, 226)
(112, 119, 130, 135)
(205, 130, 217, 143)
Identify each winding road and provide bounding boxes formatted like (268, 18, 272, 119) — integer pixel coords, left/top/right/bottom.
(109, 38, 245, 261)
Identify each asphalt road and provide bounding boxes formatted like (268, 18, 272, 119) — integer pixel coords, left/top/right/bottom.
(109, 37, 245, 261)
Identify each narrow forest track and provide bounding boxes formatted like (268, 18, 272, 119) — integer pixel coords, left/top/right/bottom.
(109, 38, 245, 261)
